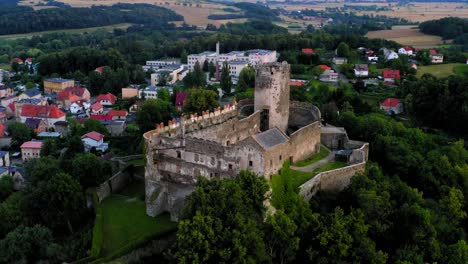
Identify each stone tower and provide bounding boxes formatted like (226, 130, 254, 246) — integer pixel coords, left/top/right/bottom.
(254, 61, 290, 133)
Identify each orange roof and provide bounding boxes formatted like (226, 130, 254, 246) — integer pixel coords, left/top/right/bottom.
(81, 131, 104, 141)
(380, 98, 401, 107)
(91, 102, 103, 111)
(0, 124, 5, 137)
(96, 93, 117, 104)
(21, 104, 65, 119)
(302, 48, 314, 55)
(319, 65, 331, 70)
(20, 141, 43, 149)
(107, 110, 128, 117)
(290, 80, 306, 87)
(57, 91, 80, 102)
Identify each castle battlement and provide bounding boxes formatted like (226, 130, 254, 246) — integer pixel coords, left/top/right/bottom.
(143, 100, 238, 143)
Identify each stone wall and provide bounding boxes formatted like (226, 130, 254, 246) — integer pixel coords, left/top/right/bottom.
(289, 121, 321, 163)
(298, 162, 366, 201)
(298, 142, 369, 201)
(96, 170, 131, 202)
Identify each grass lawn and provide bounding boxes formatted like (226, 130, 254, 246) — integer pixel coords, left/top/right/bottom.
(126, 158, 146, 167)
(0, 23, 133, 40)
(416, 63, 467, 78)
(96, 180, 177, 259)
(0, 64, 11, 70)
(293, 146, 330, 167)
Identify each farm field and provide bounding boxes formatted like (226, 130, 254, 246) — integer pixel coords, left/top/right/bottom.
(416, 63, 468, 78)
(272, 2, 468, 23)
(366, 25, 444, 48)
(0, 23, 134, 40)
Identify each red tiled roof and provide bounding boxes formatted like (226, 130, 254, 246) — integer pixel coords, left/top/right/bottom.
(96, 93, 117, 104)
(20, 141, 43, 149)
(57, 91, 80, 102)
(91, 102, 103, 111)
(107, 110, 128, 117)
(404, 46, 413, 51)
(380, 98, 401, 107)
(65, 87, 87, 97)
(21, 104, 65, 119)
(11, 58, 23, 64)
(95, 66, 105, 73)
(81, 131, 104, 141)
(25, 58, 32, 63)
(8, 103, 15, 111)
(302, 48, 314, 55)
(290, 80, 306, 87)
(175, 91, 188, 106)
(90, 114, 112, 121)
(429, 49, 437, 55)
(0, 124, 5, 137)
(319, 65, 331, 71)
(383, 70, 401, 80)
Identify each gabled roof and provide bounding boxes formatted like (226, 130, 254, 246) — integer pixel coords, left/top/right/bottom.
(302, 48, 314, 55)
(57, 91, 80, 102)
(20, 141, 42, 149)
(90, 114, 112, 121)
(11, 58, 23, 64)
(383, 70, 401, 79)
(253, 128, 289, 149)
(319, 65, 331, 71)
(91, 102, 103, 111)
(404, 46, 413, 51)
(290, 80, 306, 87)
(23, 88, 41, 98)
(96, 93, 117, 104)
(175, 91, 188, 106)
(65, 87, 87, 97)
(25, 118, 43, 129)
(0, 124, 6, 137)
(380, 98, 401, 107)
(81, 131, 104, 141)
(21, 105, 65, 119)
(354, 64, 368, 71)
(95, 66, 105, 73)
(107, 110, 128, 117)
(429, 49, 437, 55)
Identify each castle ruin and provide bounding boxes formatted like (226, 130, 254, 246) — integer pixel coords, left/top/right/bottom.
(143, 61, 366, 221)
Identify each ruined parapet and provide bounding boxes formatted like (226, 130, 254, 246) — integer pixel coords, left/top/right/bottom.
(254, 61, 290, 133)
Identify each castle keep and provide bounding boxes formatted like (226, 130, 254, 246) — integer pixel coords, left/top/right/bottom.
(143, 62, 328, 221)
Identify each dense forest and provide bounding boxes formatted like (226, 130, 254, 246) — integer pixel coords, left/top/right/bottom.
(419, 17, 468, 39)
(208, 2, 280, 21)
(0, 4, 183, 35)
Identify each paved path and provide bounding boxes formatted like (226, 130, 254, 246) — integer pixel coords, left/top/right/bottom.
(290, 151, 335, 172)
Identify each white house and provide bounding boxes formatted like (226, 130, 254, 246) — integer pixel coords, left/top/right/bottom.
(354, 64, 369, 77)
(380, 98, 404, 115)
(383, 48, 399, 61)
(81, 131, 108, 152)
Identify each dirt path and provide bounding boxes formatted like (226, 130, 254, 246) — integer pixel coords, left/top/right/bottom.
(290, 151, 335, 172)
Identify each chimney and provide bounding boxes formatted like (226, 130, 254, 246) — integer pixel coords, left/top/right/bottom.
(216, 41, 220, 55)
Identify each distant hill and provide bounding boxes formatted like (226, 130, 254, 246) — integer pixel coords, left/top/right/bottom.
(0, 0, 20, 6)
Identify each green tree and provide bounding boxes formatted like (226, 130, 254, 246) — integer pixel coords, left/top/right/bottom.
(0, 175, 14, 202)
(157, 71, 172, 86)
(183, 61, 206, 88)
(136, 99, 175, 132)
(336, 42, 350, 58)
(8, 122, 33, 148)
(25, 81, 35, 89)
(208, 61, 216, 79)
(72, 153, 110, 188)
(40, 139, 58, 158)
(0, 225, 54, 263)
(24, 172, 85, 233)
(220, 61, 232, 96)
(237, 66, 255, 93)
(24, 156, 61, 185)
(184, 89, 220, 114)
(180, 49, 188, 64)
(82, 118, 109, 136)
(157, 88, 171, 102)
(265, 211, 300, 264)
(0, 193, 26, 238)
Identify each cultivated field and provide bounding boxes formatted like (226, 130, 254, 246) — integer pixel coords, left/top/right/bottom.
(416, 63, 468, 78)
(0, 23, 134, 40)
(272, 2, 468, 23)
(366, 25, 444, 48)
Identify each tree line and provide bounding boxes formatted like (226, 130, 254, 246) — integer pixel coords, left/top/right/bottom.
(0, 4, 183, 35)
(419, 17, 468, 40)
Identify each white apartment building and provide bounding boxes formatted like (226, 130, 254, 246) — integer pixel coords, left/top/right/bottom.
(150, 64, 187, 86)
(143, 59, 180, 71)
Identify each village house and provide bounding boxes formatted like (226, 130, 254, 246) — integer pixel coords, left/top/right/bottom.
(380, 98, 404, 115)
(354, 64, 369, 77)
(107, 110, 128, 121)
(139, 86, 160, 100)
(20, 141, 43, 161)
(64, 87, 91, 101)
(383, 70, 401, 85)
(383, 48, 399, 61)
(69, 101, 90, 114)
(319, 70, 339, 83)
(0, 107, 6, 124)
(18, 88, 41, 100)
(0, 151, 10, 167)
(398, 46, 414, 56)
(81, 131, 108, 152)
(0, 124, 11, 149)
(90, 102, 104, 114)
(302, 48, 314, 55)
(1, 96, 17, 108)
(95, 93, 117, 106)
(0, 84, 14, 98)
(38, 132, 62, 138)
(175, 91, 187, 112)
(290, 79, 307, 87)
(43, 78, 74, 94)
(19, 104, 66, 128)
(57, 91, 81, 109)
(54, 121, 69, 137)
(319, 64, 332, 71)
(25, 118, 47, 133)
(367, 56, 379, 63)
(332, 57, 348, 65)
(129, 101, 143, 113)
(430, 54, 444, 64)
(122, 85, 140, 99)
